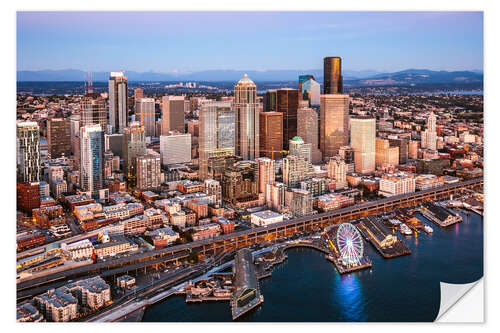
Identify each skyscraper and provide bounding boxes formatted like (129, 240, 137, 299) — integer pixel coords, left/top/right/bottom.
(263, 90, 277, 112)
(17, 122, 41, 183)
(69, 115, 81, 157)
(135, 150, 161, 191)
(256, 157, 275, 198)
(160, 133, 192, 166)
(327, 156, 347, 189)
(80, 93, 107, 131)
(122, 122, 146, 186)
(299, 75, 321, 107)
(259, 111, 283, 160)
(199, 101, 235, 180)
(47, 118, 71, 159)
(323, 56, 343, 94)
(297, 106, 322, 163)
(350, 116, 376, 174)
(282, 155, 314, 188)
(320, 94, 350, 160)
(421, 112, 437, 151)
(277, 88, 299, 150)
(133, 88, 144, 118)
(80, 124, 104, 197)
(161, 96, 186, 135)
(138, 98, 156, 137)
(289, 136, 312, 162)
(234, 74, 259, 160)
(108, 71, 128, 134)
(375, 138, 400, 168)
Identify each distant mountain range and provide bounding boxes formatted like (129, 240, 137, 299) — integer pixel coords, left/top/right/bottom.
(17, 68, 483, 85)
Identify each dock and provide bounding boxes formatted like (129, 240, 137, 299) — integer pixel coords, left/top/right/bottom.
(420, 202, 462, 227)
(357, 217, 411, 258)
(326, 255, 372, 274)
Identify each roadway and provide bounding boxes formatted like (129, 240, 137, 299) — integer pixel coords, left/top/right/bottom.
(17, 178, 482, 293)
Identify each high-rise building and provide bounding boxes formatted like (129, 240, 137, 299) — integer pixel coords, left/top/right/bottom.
(222, 160, 259, 204)
(327, 156, 347, 189)
(47, 118, 71, 159)
(259, 111, 283, 160)
(282, 155, 314, 188)
(138, 98, 156, 137)
(69, 115, 81, 157)
(263, 90, 277, 112)
(122, 122, 146, 185)
(409, 140, 419, 159)
(289, 136, 312, 162)
(161, 96, 186, 135)
(375, 138, 399, 168)
(17, 122, 41, 183)
(80, 93, 107, 132)
(256, 157, 275, 198)
(289, 189, 313, 217)
(104, 133, 124, 158)
(108, 72, 128, 134)
(297, 107, 322, 163)
(266, 182, 285, 212)
(234, 74, 259, 160)
(133, 88, 144, 118)
(80, 125, 104, 197)
(277, 88, 299, 150)
(323, 56, 343, 94)
(17, 182, 40, 214)
(135, 151, 161, 191)
(199, 101, 235, 180)
(389, 138, 409, 165)
(421, 112, 437, 151)
(204, 179, 222, 205)
(350, 116, 376, 174)
(320, 94, 350, 160)
(299, 76, 321, 106)
(160, 133, 192, 166)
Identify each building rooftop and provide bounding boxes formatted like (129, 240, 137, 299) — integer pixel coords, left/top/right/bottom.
(251, 210, 282, 219)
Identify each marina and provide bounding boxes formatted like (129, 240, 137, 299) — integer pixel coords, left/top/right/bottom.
(357, 216, 411, 258)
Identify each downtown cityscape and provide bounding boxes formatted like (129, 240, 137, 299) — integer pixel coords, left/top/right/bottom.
(15, 11, 484, 323)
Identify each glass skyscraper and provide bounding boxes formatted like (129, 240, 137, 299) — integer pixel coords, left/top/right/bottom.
(80, 124, 104, 197)
(323, 57, 343, 94)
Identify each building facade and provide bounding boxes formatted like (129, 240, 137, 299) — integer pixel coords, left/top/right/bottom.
(234, 74, 259, 160)
(108, 72, 128, 134)
(17, 122, 41, 182)
(350, 116, 376, 174)
(80, 125, 105, 197)
(161, 95, 186, 135)
(320, 94, 350, 160)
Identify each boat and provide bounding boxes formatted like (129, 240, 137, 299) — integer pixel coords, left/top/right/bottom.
(424, 225, 434, 234)
(400, 224, 412, 236)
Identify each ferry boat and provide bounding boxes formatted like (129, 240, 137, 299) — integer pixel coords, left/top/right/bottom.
(424, 225, 434, 234)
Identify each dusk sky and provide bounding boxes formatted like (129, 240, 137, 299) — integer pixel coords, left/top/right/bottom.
(17, 11, 483, 73)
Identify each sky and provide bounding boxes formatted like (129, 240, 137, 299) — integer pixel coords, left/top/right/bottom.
(17, 11, 483, 73)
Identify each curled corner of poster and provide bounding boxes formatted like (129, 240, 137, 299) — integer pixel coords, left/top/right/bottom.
(435, 278, 484, 323)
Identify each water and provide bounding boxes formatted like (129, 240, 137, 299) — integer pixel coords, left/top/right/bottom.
(142, 211, 483, 322)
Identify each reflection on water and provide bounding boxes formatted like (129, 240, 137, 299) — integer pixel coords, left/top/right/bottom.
(143, 212, 483, 322)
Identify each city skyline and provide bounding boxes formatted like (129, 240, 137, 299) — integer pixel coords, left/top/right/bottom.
(17, 11, 483, 73)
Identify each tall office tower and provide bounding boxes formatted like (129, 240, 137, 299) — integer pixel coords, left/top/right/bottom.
(108, 71, 128, 134)
(69, 115, 81, 156)
(327, 156, 347, 189)
(222, 160, 259, 204)
(421, 112, 437, 151)
(133, 88, 144, 117)
(259, 111, 283, 160)
(289, 136, 312, 162)
(122, 122, 146, 186)
(135, 150, 161, 191)
(234, 74, 259, 160)
(323, 56, 343, 94)
(297, 106, 322, 163)
(104, 133, 124, 158)
(80, 125, 104, 197)
(199, 101, 235, 180)
(282, 155, 314, 188)
(256, 157, 275, 198)
(159, 133, 192, 166)
(266, 182, 285, 212)
(389, 138, 409, 165)
(375, 138, 400, 168)
(17, 122, 41, 183)
(188, 120, 199, 137)
(80, 93, 107, 132)
(47, 118, 71, 159)
(161, 96, 186, 135)
(339, 146, 355, 164)
(350, 116, 376, 174)
(204, 179, 222, 205)
(289, 189, 313, 217)
(409, 140, 419, 160)
(138, 98, 156, 137)
(320, 94, 350, 160)
(299, 75, 321, 107)
(263, 90, 277, 112)
(277, 88, 299, 150)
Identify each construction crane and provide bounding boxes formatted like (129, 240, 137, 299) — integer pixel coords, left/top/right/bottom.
(249, 148, 289, 160)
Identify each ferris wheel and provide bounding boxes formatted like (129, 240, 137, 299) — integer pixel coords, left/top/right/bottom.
(336, 223, 364, 266)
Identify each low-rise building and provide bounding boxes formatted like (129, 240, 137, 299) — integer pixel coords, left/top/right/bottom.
(93, 235, 139, 259)
(191, 223, 221, 241)
(251, 210, 284, 227)
(379, 172, 416, 197)
(314, 193, 355, 212)
(61, 239, 94, 261)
